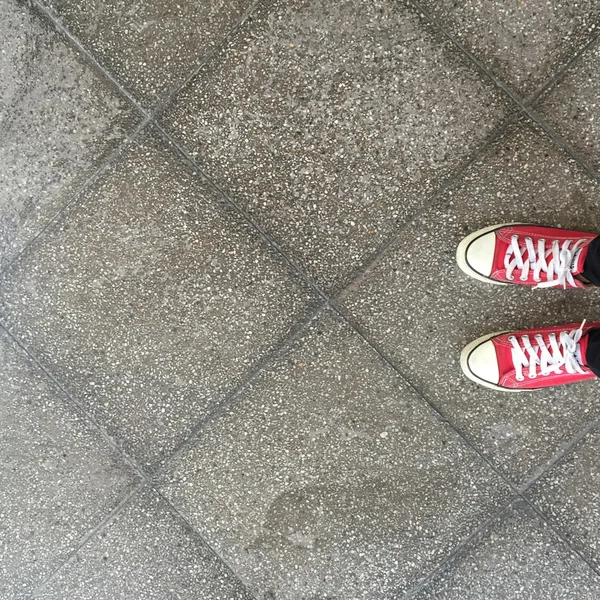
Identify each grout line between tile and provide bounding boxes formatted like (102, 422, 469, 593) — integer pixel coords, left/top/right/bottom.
(524, 31, 600, 106)
(517, 415, 600, 493)
(10, 0, 262, 283)
(30, 482, 144, 598)
(402, 498, 516, 599)
(152, 487, 261, 600)
(332, 307, 600, 591)
(29, 0, 150, 118)
(0, 321, 150, 481)
(522, 108, 600, 182)
(0, 117, 151, 280)
(0, 302, 325, 597)
(150, 303, 326, 475)
(153, 122, 331, 303)
(12, 0, 600, 595)
(405, 0, 600, 183)
(520, 494, 600, 580)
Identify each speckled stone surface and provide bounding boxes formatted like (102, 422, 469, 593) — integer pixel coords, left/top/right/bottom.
(0, 0, 140, 272)
(536, 40, 600, 172)
(0, 128, 318, 471)
(528, 427, 600, 570)
(6, 0, 600, 596)
(0, 327, 138, 598)
(34, 489, 254, 600)
(339, 120, 600, 486)
(158, 311, 511, 599)
(161, 0, 511, 293)
(415, 0, 600, 97)
(413, 500, 600, 599)
(38, 0, 254, 108)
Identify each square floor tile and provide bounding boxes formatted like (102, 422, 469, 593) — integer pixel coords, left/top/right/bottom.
(536, 41, 600, 173)
(416, 0, 600, 97)
(158, 310, 510, 599)
(413, 500, 600, 599)
(527, 427, 600, 570)
(0, 128, 317, 471)
(34, 488, 253, 600)
(0, 0, 140, 272)
(39, 0, 254, 108)
(0, 327, 138, 598)
(339, 120, 600, 486)
(161, 0, 510, 293)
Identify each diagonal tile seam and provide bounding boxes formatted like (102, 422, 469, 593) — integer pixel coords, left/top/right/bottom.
(29, 480, 263, 600)
(29, 482, 144, 599)
(334, 308, 600, 592)
(0, 0, 263, 282)
(417, 494, 600, 597)
(0, 117, 150, 281)
(0, 300, 326, 598)
(8, 0, 600, 594)
(0, 112, 523, 596)
(402, 491, 600, 599)
(525, 29, 600, 106)
(2, 299, 301, 599)
(29, 0, 263, 121)
(406, 0, 600, 183)
(401, 498, 516, 599)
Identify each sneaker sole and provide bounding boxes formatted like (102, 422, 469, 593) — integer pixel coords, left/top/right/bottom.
(456, 222, 524, 286)
(460, 331, 530, 393)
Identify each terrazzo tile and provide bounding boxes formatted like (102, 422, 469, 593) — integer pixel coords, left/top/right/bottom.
(39, 0, 254, 108)
(158, 310, 511, 599)
(339, 120, 600, 486)
(0, 128, 317, 471)
(0, 327, 138, 598)
(536, 40, 600, 173)
(161, 0, 510, 293)
(528, 426, 600, 571)
(34, 489, 253, 600)
(416, 0, 600, 97)
(0, 0, 140, 272)
(413, 500, 600, 599)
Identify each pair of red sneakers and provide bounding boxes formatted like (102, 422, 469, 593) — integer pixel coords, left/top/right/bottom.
(456, 224, 599, 392)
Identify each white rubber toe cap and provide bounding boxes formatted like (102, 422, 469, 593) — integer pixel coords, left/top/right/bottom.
(464, 232, 496, 277)
(464, 340, 500, 385)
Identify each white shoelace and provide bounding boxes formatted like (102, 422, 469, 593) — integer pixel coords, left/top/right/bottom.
(509, 321, 587, 382)
(504, 235, 585, 289)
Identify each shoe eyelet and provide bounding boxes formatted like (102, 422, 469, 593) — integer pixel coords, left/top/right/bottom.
(534, 277, 542, 283)
(516, 375, 525, 381)
(529, 374, 537, 379)
(512, 235, 518, 241)
(506, 274, 515, 281)
(519, 275, 528, 281)
(539, 239, 545, 244)
(508, 336, 517, 342)
(525, 237, 532, 243)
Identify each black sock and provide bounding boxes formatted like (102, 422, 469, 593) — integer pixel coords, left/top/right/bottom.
(581, 236, 600, 286)
(586, 329, 600, 377)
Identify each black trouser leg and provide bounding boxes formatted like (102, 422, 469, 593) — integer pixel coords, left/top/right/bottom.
(581, 236, 600, 286)
(586, 329, 600, 377)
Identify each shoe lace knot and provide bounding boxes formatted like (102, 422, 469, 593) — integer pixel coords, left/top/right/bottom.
(509, 321, 587, 382)
(504, 235, 584, 289)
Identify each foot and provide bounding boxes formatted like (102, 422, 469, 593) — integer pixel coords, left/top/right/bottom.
(460, 321, 599, 391)
(456, 224, 596, 288)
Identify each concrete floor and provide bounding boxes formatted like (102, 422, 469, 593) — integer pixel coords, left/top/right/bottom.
(2, 0, 600, 598)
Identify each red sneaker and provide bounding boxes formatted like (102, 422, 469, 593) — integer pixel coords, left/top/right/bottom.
(460, 321, 599, 391)
(456, 224, 597, 288)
